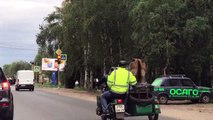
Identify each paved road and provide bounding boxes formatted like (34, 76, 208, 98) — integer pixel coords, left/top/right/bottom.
(12, 87, 176, 120)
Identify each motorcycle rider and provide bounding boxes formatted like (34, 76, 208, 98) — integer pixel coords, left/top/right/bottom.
(100, 60, 137, 115)
(96, 67, 116, 90)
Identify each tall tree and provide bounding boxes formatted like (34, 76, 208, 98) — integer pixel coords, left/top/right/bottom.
(3, 61, 31, 77)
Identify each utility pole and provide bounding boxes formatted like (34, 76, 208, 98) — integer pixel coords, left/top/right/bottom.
(58, 64, 60, 88)
(57, 55, 61, 88)
(30, 61, 37, 83)
(56, 47, 62, 88)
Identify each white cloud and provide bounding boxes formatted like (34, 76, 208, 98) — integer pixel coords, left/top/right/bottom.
(0, 0, 61, 24)
(0, 0, 62, 67)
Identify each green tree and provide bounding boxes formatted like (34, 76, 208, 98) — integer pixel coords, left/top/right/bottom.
(3, 61, 31, 77)
(35, 0, 213, 88)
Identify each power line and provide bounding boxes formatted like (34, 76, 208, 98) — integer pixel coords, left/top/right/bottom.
(0, 43, 38, 48)
(0, 40, 37, 47)
(0, 45, 38, 51)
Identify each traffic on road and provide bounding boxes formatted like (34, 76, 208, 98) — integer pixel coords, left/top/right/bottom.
(1, 0, 213, 120)
(12, 87, 174, 120)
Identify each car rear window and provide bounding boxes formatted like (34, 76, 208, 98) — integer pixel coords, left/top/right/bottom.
(181, 79, 193, 86)
(152, 78, 163, 86)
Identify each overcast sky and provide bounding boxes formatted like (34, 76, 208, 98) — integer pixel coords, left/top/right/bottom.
(0, 0, 62, 67)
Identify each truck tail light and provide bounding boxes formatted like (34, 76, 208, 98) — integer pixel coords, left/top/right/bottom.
(1, 81, 10, 90)
(2, 102, 8, 107)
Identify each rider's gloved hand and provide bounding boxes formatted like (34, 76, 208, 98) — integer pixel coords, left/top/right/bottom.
(130, 85, 136, 91)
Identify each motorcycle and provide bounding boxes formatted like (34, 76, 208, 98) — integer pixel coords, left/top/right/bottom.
(96, 83, 125, 120)
(97, 96, 125, 120)
(96, 83, 160, 120)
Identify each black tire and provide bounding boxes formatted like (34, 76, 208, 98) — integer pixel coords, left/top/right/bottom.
(2, 107, 14, 120)
(96, 107, 102, 115)
(158, 95, 168, 104)
(32, 88, 34, 91)
(200, 94, 210, 103)
(129, 94, 155, 106)
(148, 114, 159, 120)
(109, 117, 124, 120)
(16, 88, 19, 91)
(101, 115, 107, 120)
(9, 106, 14, 120)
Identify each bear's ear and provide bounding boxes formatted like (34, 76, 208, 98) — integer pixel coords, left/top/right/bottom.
(132, 58, 137, 62)
(131, 59, 135, 62)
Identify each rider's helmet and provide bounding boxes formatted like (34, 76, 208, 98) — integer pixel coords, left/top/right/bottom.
(118, 60, 128, 67)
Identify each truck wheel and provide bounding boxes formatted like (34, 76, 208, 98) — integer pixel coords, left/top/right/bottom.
(16, 87, 19, 91)
(31, 88, 34, 91)
(201, 94, 210, 103)
(148, 114, 159, 120)
(158, 95, 168, 104)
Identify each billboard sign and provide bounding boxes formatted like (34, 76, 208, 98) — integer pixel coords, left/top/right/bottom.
(42, 58, 65, 71)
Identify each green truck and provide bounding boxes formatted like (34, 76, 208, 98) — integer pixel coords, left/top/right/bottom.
(151, 75, 213, 104)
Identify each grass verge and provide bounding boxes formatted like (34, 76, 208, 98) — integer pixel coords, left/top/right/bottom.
(35, 82, 64, 88)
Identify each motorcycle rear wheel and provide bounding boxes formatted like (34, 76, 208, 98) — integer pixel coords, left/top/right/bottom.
(148, 114, 159, 120)
(101, 115, 107, 120)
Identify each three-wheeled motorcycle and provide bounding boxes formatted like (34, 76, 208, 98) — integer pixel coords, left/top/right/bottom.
(96, 83, 161, 120)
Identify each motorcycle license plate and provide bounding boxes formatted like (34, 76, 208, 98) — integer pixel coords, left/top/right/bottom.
(115, 105, 125, 113)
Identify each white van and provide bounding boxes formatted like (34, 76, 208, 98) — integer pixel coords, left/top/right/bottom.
(15, 70, 34, 91)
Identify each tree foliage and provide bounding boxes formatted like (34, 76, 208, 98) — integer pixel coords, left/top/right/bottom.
(3, 61, 31, 77)
(35, 0, 213, 88)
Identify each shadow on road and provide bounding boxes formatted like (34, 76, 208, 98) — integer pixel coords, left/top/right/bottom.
(15, 89, 33, 92)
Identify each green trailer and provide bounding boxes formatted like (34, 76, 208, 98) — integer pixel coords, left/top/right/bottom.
(126, 83, 161, 120)
(96, 83, 161, 120)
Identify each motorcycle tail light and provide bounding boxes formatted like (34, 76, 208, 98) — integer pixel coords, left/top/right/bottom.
(117, 99, 123, 104)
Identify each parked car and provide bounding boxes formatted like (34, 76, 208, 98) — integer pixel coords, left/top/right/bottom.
(152, 75, 213, 104)
(0, 67, 14, 120)
(15, 70, 34, 91)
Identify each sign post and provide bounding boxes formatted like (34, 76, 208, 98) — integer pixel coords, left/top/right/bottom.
(34, 66, 40, 84)
(52, 72, 57, 86)
(34, 66, 40, 73)
(56, 49, 62, 88)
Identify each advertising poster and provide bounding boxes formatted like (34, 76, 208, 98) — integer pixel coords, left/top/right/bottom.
(42, 58, 65, 71)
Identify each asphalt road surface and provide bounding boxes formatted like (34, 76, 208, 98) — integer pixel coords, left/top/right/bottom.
(12, 87, 176, 120)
